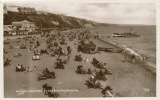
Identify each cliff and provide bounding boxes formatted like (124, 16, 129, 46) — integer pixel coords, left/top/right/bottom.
(4, 11, 111, 29)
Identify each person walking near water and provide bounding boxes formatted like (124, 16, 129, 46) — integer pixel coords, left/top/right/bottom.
(143, 56, 145, 62)
(123, 49, 127, 62)
(132, 54, 136, 63)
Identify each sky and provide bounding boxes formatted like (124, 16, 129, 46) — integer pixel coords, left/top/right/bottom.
(5, 2, 156, 25)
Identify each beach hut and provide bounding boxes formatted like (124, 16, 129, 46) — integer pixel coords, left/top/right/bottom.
(3, 25, 13, 36)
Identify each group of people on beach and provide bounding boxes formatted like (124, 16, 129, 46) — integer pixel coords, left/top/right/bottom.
(4, 29, 116, 97)
(41, 29, 114, 97)
(16, 64, 37, 72)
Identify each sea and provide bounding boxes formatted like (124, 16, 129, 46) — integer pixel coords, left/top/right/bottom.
(89, 25, 156, 67)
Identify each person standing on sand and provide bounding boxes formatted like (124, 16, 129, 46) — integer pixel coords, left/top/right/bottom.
(67, 55, 70, 61)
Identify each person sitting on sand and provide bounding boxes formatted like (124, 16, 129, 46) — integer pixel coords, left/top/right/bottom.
(99, 69, 104, 76)
(34, 50, 37, 55)
(77, 65, 83, 74)
(32, 66, 37, 71)
(87, 68, 92, 74)
(75, 55, 82, 61)
(103, 68, 112, 75)
(21, 65, 25, 69)
(78, 45, 82, 52)
(36, 50, 40, 55)
(16, 64, 21, 69)
(59, 61, 64, 69)
(93, 57, 99, 64)
(9, 45, 13, 49)
(16, 65, 26, 72)
(89, 76, 94, 81)
(13, 53, 22, 57)
(95, 69, 106, 80)
(84, 57, 89, 62)
(55, 58, 64, 69)
(95, 80, 100, 85)
(57, 56, 62, 61)
(103, 63, 107, 68)
(29, 45, 32, 51)
(101, 86, 114, 97)
(62, 49, 65, 54)
(79, 55, 82, 61)
(43, 68, 50, 75)
(89, 76, 96, 84)
(97, 62, 103, 68)
(25, 67, 30, 72)
(37, 41, 40, 46)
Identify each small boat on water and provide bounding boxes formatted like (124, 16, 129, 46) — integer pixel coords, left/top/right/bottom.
(112, 28, 140, 37)
(112, 33, 127, 37)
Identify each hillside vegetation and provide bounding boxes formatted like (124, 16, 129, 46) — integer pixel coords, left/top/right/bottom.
(4, 12, 110, 29)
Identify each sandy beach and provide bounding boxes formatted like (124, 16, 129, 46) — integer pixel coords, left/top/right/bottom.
(4, 30, 156, 98)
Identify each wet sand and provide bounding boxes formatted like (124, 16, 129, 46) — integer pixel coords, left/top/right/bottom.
(4, 33, 156, 97)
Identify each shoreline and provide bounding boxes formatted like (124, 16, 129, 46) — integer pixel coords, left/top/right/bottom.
(96, 35, 156, 74)
(4, 34, 156, 73)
